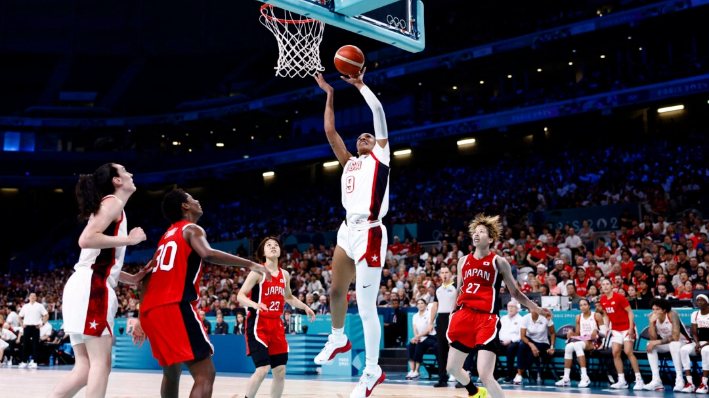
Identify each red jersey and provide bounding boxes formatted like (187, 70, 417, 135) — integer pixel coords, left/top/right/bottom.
(247, 268, 286, 319)
(457, 252, 501, 314)
(621, 260, 635, 277)
(141, 221, 203, 313)
(574, 277, 591, 297)
(600, 292, 631, 331)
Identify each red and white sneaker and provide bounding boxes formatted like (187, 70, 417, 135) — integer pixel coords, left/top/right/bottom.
(314, 335, 352, 365)
(682, 383, 697, 393)
(697, 383, 709, 394)
(350, 366, 386, 398)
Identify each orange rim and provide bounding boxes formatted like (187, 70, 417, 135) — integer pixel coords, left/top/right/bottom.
(260, 3, 319, 24)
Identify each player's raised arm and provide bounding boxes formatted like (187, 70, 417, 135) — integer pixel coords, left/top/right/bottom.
(497, 255, 552, 319)
(183, 224, 271, 281)
(314, 72, 352, 167)
(78, 197, 146, 249)
(341, 68, 388, 149)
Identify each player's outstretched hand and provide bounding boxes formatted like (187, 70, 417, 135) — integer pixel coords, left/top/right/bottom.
(341, 67, 366, 88)
(314, 72, 333, 93)
(258, 303, 268, 312)
(135, 260, 153, 280)
(251, 262, 272, 282)
(131, 320, 148, 347)
(128, 227, 147, 245)
(305, 307, 316, 322)
(538, 307, 553, 320)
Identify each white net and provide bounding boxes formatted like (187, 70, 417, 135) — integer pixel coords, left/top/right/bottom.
(259, 4, 326, 78)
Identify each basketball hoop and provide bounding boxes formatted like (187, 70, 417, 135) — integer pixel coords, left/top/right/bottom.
(260, 3, 325, 78)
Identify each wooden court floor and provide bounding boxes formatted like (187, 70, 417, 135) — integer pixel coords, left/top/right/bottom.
(0, 367, 660, 398)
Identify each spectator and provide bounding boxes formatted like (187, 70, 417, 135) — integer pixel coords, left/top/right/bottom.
(513, 309, 555, 385)
(499, 301, 523, 383)
(384, 299, 407, 348)
(233, 312, 245, 335)
(214, 313, 229, 335)
(405, 299, 436, 380)
(317, 295, 330, 315)
(199, 310, 212, 335)
(566, 284, 583, 305)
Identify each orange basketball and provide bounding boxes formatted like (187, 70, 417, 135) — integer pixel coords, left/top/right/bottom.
(334, 45, 365, 76)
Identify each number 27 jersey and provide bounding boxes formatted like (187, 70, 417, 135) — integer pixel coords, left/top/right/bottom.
(457, 252, 502, 314)
(248, 269, 286, 319)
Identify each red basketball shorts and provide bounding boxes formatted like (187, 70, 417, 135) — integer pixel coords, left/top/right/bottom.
(245, 314, 289, 368)
(446, 307, 501, 353)
(140, 302, 213, 367)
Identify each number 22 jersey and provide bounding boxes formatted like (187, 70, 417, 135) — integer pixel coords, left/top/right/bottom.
(141, 220, 203, 313)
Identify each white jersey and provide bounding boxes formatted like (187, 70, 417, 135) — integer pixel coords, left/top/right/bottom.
(579, 312, 600, 337)
(73, 195, 127, 289)
(655, 312, 690, 343)
(341, 143, 390, 225)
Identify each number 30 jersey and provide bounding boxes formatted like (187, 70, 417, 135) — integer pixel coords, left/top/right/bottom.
(248, 269, 287, 319)
(341, 143, 390, 225)
(457, 252, 502, 315)
(141, 220, 203, 313)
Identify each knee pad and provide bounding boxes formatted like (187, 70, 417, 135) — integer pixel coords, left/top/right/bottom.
(564, 343, 575, 360)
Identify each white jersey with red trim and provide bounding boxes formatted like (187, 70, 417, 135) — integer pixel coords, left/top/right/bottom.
(579, 312, 600, 336)
(73, 195, 127, 289)
(655, 312, 690, 343)
(341, 143, 390, 225)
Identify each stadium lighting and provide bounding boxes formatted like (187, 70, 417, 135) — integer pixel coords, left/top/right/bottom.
(568, 62, 573, 66)
(457, 138, 476, 146)
(323, 160, 340, 168)
(216, 143, 225, 147)
(479, 81, 484, 84)
(243, 155, 249, 159)
(544, 127, 548, 132)
(537, 68, 542, 72)
(657, 105, 684, 113)
(452, 86, 458, 90)
(172, 141, 179, 146)
(263, 171, 275, 177)
(394, 149, 412, 156)
(188, 149, 192, 152)
(600, 55, 606, 59)
(507, 75, 512, 78)
(639, 47, 643, 51)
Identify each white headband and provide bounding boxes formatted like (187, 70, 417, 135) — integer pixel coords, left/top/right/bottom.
(697, 294, 709, 303)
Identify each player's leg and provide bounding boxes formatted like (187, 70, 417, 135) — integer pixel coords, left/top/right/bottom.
(314, 241, 355, 365)
(477, 349, 503, 398)
(245, 344, 272, 398)
(269, 356, 288, 398)
(645, 343, 668, 390)
(609, 331, 628, 388)
(699, 345, 709, 392)
(355, 261, 383, 371)
(184, 356, 216, 398)
(447, 346, 471, 386)
(83, 335, 113, 398)
(47, 339, 90, 398)
(623, 337, 644, 390)
(161, 362, 183, 398)
(680, 341, 696, 381)
(668, 341, 686, 391)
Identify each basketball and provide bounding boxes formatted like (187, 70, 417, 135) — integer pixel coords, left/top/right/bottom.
(334, 45, 365, 76)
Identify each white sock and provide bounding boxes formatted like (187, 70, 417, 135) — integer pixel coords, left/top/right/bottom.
(332, 327, 345, 341)
(618, 373, 626, 382)
(703, 376, 708, 385)
(581, 367, 587, 377)
(652, 371, 660, 380)
(688, 375, 694, 384)
(365, 364, 379, 373)
(635, 373, 643, 383)
(563, 369, 571, 380)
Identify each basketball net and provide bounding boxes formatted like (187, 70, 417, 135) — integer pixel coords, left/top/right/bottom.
(260, 4, 325, 78)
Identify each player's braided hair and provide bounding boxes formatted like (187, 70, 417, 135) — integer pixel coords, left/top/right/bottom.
(468, 214, 502, 248)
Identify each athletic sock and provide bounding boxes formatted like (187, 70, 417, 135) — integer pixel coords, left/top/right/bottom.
(563, 368, 571, 380)
(703, 376, 708, 385)
(365, 364, 378, 373)
(635, 373, 643, 383)
(688, 375, 694, 384)
(464, 380, 479, 396)
(332, 327, 345, 341)
(618, 373, 626, 382)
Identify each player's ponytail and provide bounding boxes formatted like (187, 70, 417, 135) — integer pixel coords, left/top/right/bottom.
(76, 163, 119, 221)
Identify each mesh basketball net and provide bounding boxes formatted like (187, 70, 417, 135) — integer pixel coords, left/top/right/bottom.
(260, 4, 325, 78)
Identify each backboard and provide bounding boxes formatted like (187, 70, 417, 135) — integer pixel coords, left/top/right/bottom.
(254, 0, 425, 53)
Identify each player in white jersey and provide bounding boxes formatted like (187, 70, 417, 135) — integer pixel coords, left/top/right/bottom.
(556, 298, 605, 388)
(644, 298, 691, 391)
(49, 163, 150, 398)
(314, 69, 389, 398)
(680, 294, 709, 393)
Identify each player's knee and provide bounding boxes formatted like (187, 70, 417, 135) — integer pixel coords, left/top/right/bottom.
(330, 286, 346, 302)
(272, 365, 286, 380)
(255, 365, 270, 379)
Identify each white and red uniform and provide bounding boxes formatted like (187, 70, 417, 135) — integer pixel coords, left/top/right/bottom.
(647, 311, 691, 382)
(600, 292, 637, 344)
(337, 142, 390, 267)
(681, 311, 709, 372)
(245, 268, 289, 367)
(140, 221, 213, 367)
(577, 312, 603, 349)
(63, 195, 126, 344)
(447, 252, 502, 351)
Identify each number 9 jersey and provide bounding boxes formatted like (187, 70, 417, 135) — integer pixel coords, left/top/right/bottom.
(141, 220, 203, 313)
